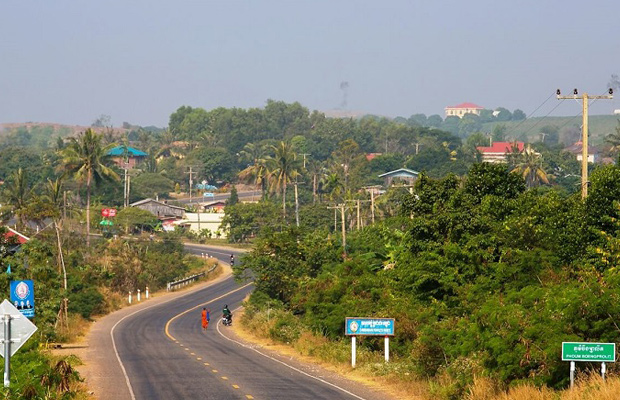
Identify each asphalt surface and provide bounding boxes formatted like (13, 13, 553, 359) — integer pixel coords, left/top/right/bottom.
(86, 244, 390, 400)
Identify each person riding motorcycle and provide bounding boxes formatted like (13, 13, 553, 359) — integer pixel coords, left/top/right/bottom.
(230, 254, 235, 266)
(222, 304, 232, 325)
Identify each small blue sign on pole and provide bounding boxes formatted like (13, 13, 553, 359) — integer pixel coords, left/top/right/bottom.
(345, 317, 394, 336)
(10, 280, 35, 319)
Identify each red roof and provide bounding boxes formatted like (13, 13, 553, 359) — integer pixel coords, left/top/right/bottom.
(3, 227, 29, 244)
(446, 102, 484, 109)
(366, 153, 382, 161)
(476, 142, 525, 154)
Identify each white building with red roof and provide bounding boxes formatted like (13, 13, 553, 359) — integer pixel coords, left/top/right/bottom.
(445, 102, 484, 118)
(476, 142, 525, 163)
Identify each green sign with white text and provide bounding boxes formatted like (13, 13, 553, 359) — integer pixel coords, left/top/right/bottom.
(562, 342, 616, 362)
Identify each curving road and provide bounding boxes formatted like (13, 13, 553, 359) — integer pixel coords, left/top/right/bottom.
(86, 244, 389, 400)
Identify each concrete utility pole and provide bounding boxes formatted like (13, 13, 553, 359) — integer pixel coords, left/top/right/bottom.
(185, 166, 199, 203)
(557, 88, 613, 199)
(328, 204, 347, 257)
(301, 153, 311, 169)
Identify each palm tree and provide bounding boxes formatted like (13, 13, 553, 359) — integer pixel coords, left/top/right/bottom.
(265, 141, 300, 218)
(60, 129, 119, 246)
(321, 172, 344, 202)
(1, 168, 33, 227)
(238, 143, 269, 199)
(511, 146, 550, 188)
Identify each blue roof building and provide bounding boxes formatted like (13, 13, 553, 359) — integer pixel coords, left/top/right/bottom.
(107, 146, 148, 169)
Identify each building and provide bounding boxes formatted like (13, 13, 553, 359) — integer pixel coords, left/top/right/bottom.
(476, 142, 525, 163)
(378, 168, 419, 187)
(177, 212, 226, 238)
(107, 146, 148, 169)
(130, 198, 186, 220)
(444, 102, 484, 118)
(564, 141, 598, 163)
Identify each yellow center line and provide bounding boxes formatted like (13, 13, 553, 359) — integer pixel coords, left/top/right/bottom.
(221, 376, 228, 380)
(212, 369, 218, 373)
(197, 357, 202, 360)
(190, 352, 195, 355)
(165, 282, 254, 341)
(246, 395, 254, 399)
(232, 385, 239, 389)
(203, 362, 210, 366)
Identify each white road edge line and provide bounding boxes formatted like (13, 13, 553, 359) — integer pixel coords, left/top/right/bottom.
(216, 308, 368, 400)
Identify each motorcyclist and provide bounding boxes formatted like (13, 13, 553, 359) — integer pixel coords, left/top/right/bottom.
(230, 254, 235, 266)
(222, 304, 232, 324)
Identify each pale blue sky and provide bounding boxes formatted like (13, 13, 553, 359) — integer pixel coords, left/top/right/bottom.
(1, 0, 619, 127)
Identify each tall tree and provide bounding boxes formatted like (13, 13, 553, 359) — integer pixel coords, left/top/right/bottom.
(1, 168, 33, 227)
(60, 129, 119, 246)
(510, 147, 550, 188)
(265, 141, 300, 218)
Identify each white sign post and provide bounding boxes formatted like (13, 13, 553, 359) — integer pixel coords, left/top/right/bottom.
(0, 300, 38, 387)
(345, 318, 395, 368)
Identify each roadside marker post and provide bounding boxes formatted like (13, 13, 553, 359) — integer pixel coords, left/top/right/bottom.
(345, 318, 394, 368)
(562, 342, 615, 387)
(0, 300, 38, 387)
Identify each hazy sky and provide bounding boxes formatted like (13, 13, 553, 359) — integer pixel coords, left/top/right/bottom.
(2, 1, 619, 127)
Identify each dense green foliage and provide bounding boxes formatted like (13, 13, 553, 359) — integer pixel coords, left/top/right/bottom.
(235, 162, 620, 396)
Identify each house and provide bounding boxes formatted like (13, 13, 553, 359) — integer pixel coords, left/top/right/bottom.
(476, 142, 525, 163)
(177, 212, 226, 238)
(130, 198, 186, 220)
(107, 146, 148, 169)
(202, 201, 226, 213)
(564, 141, 598, 163)
(3, 227, 29, 245)
(378, 168, 419, 187)
(444, 102, 484, 118)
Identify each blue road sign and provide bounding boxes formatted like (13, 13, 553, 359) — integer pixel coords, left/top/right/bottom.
(345, 317, 394, 336)
(10, 280, 35, 318)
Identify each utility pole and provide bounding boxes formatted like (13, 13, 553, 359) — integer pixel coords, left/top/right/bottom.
(294, 180, 303, 227)
(301, 153, 311, 169)
(327, 204, 347, 257)
(363, 186, 382, 224)
(185, 166, 198, 203)
(557, 88, 613, 198)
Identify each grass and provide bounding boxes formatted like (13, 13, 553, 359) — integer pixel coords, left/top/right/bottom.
(238, 306, 620, 400)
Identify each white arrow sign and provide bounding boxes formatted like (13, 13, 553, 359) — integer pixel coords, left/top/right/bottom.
(0, 299, 37, 358)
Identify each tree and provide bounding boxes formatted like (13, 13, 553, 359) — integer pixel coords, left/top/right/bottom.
(131, 173, 175, 199)
(491, 124, 507, 142)
(510, 147, 550, 188)
(265, 141, 300, 218)
(60, 129, 120, 246)
(427, 114, 443, 128)
(494, 107, 513, 122)
(513, 109, 527, 121)
(1, 168, 34, 227)
(227, 186, 239, 206)
(605, 120, 620, 155)
(464, 162, 525, 201)
(115, 207, 158, 234)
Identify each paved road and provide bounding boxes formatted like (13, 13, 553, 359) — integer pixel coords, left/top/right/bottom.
(177, 190, 262, 205)
(91, 245, 386, 400)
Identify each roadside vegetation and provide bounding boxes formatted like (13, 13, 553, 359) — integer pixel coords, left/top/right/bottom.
(233, 161, 620, 399)
(2, 101, 620, 398)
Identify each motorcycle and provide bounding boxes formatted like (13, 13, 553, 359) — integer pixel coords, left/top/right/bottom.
(222, 315, 233, 326)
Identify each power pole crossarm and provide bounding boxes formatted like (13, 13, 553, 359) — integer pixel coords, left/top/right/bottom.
(557, 88, 613, 199)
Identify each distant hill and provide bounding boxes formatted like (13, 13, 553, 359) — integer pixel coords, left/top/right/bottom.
(482, 115, 620, 146)
(0, 122, 129, 137)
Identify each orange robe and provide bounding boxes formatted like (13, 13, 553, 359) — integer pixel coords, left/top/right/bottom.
(201, 309, 208, 330)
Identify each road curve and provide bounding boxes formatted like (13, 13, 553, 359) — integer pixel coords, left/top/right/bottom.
(86, 244, 390, 400)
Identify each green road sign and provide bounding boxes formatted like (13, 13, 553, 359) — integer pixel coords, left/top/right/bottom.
(562, 342, 616, 362)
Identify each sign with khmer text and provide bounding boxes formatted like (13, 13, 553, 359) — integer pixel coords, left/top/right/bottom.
(345, 317, 394, 336)
(562, 342, 616, 362)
